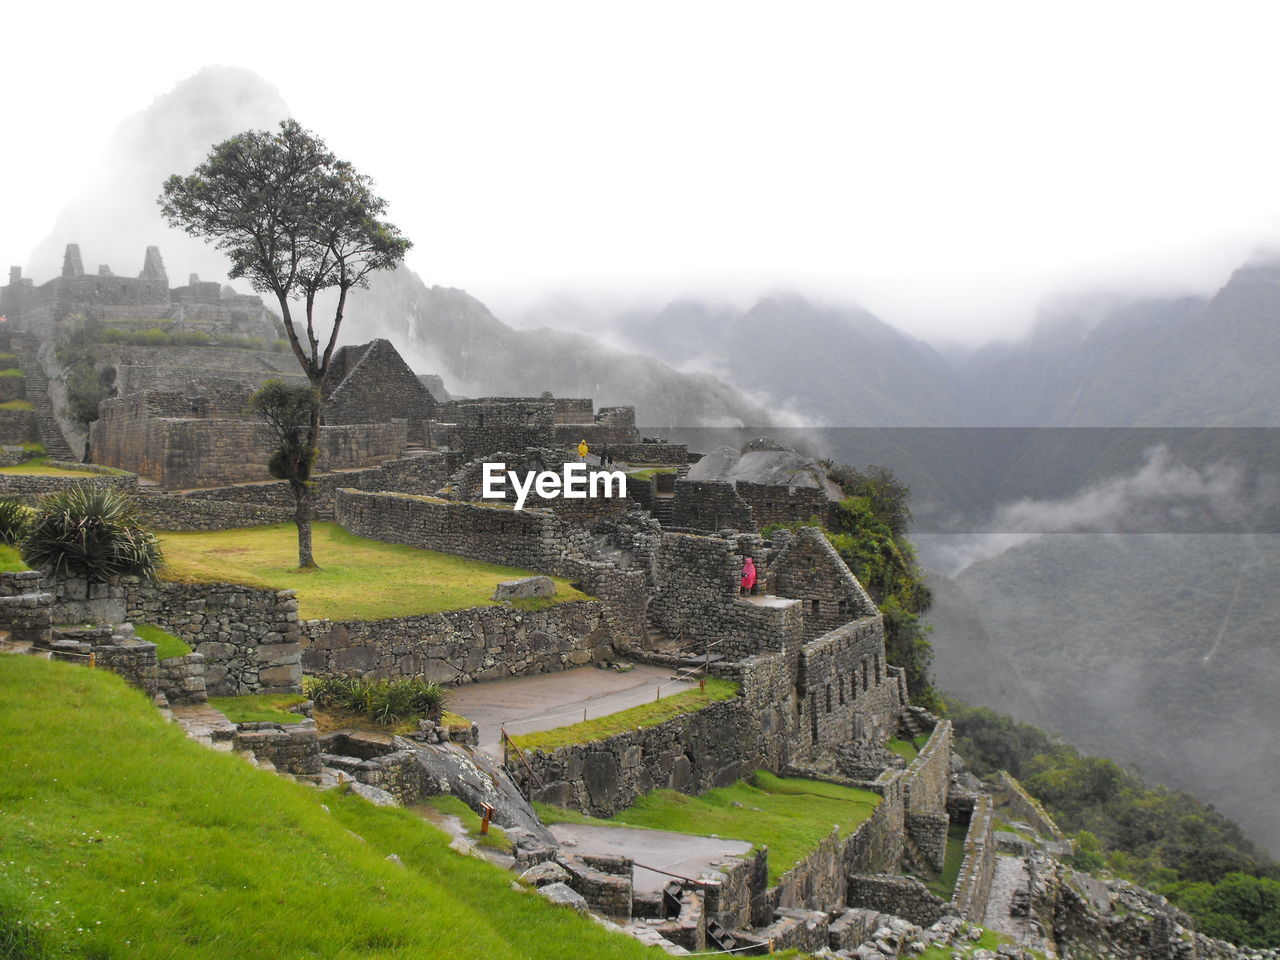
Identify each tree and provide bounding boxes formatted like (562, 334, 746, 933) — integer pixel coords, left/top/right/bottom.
(250, 380, 318, 507)
(159, 120, 411, 567)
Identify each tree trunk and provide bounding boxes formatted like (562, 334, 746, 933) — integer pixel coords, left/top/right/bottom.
(294, 382, 324, 569)
(294, 480, 316, 569)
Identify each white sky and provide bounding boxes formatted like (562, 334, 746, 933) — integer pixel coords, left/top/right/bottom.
(5, 0, 1280, 343)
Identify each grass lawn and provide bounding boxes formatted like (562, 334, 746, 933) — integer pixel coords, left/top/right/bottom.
(208, 692, 310, 725)
(537, 771, 880, 883)
(925, 821, 970, 898)
(0, 544, 28, 572)
(887, 737, 918, 763)
(0, 368, 23, 377)
(157, 522, 592, 620)
(0, 657, 662, 960)
(417, 795, 514, 854)
(0, 399, 32, 410)
(133, 623, 192, 659)
(626, 467, 677, 481)
(0, 457, 103, 477)
(511, 677, 739, 753)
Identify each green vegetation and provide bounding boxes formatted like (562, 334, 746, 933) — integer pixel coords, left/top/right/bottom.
(627, 467, 676, 481)
(0, 352, 18, 368)
(97, 326, 291, 352)
(0, 399, 32, 410)
(538, 771, 880, 883)
(133, 623, 191, 659)
(157, 522, 592, 620)
(924, 822, 969, 898)
(948, 698, 1280, 944)
(886, 737, 918, 762)
(511, 677, 739, 752)
(0, 656, 660, 959)
(0, 367, 23, 377)
(917, 926, 1014, 960)
(208, 692, 310, 725)
(765, 462, 938, 708)
(307, 675, 448, 726)
(0, 457, 104, 477)
(0, 543, 29, 572)
(0, 498, 29, 544)
(420, 795, 514, 853)
(22, 485, 161, 580)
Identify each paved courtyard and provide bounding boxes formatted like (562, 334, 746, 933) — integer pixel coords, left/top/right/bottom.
(448, 664, 696, 760)
(549, 822, 753, 894)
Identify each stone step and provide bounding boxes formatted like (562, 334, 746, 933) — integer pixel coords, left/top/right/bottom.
(13, 334, 75, 460)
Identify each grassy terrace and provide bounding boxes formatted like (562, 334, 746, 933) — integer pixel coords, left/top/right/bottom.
(511, 677, 740, 753)
(0, 457, 115, 477)
(0, 544, 28, 572)
(0, 399, 33, 410)
(133, 623, 192, 659)
(208, 692, 310, 725)
(0, 657, 661, 959)
(158, 522, 592, 620)
(537, 771, 881, 883)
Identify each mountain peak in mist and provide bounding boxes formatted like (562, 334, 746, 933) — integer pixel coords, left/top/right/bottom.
(28, 66, 289, 282)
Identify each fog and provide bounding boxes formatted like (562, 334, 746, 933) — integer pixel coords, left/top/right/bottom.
(8, 2, 1280, 345)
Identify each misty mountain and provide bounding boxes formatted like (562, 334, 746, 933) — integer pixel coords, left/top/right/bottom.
(953, 260, 1280, 427)
(343, 267, 770, 429)
(925, 532, 1280, 856)
(28, 66, 289, 282)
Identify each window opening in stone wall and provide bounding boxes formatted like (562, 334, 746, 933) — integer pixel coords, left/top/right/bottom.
(839, 677, 845, 706)
(861, 661, 869, 692)
(825, 684, 832, 714)
(838, 598, 850, 617)
(810, 598, 820, 616)
(874, 654, 881, 683)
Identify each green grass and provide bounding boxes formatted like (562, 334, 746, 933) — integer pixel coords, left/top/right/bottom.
(537, 771, 880, 883)
(887, 737, 919, 762)
(925, 822, 969, 898)
(0, 368, 23, 377)
(0, 399, 32, 410)
(626, 467, 677, 481)
(0, 544, 29, 572)
(132, 623, 192, 659)
(157, 522, 593, 620)
(511, 677, 739, 753)
(0, 457, 102, 477)
(0, 352, 17, 369)
(917, 926, 1014, 960)
(207, 692, 310, 725)
(419, 795, 514, 853)
(0, 656, 663, 959)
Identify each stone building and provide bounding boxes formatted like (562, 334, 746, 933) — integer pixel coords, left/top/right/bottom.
(1, 243, 276, 339)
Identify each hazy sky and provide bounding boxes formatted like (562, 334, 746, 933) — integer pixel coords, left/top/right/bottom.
(5, 0, 1280, 343)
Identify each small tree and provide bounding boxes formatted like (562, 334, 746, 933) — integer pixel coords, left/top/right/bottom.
(159, 119, 411, 567)
(250, 380, 318, 537)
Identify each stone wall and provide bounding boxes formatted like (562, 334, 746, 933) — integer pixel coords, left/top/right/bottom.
(300, 601, 612, 683)
(735, 481, 832, 528)
(609, 442, 688, 465)
(449, 398, 556, 454)
(951, 794, 995, 923)
(996, 770, 1065, 839)
(845, 875, 951, 928)
(92, 394, 406, 488)
(324, 339, 437, 444)
(798, 616, 900, 750)
(0, 571, 52, 645)
(123, 581, 302, 696)
(769, 527, 878, 641)
(671, 479, 754, 531)
(233, 721, 322, 782)
(156, 652, 208, 706)
(903, 721, 952, 817)
(0, 469, 137, 503)
(135, 493, 290, 530)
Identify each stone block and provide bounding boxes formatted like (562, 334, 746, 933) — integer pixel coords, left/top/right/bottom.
(492, 576, 556, 601)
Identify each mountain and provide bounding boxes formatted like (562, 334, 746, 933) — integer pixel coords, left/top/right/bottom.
(28, 66, 289, 282)
(926, 532, 1280, 856)
(343, 267, 769, 429)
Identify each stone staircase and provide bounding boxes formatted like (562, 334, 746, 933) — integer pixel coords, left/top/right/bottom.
(13, 334, 75, 460)
(650, 494, 674, 526)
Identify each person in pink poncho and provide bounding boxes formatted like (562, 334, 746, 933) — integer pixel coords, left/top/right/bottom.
(740, 557, 757, 596)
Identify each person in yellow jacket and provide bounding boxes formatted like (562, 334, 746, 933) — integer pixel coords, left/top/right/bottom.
(576, 438, 589, 461)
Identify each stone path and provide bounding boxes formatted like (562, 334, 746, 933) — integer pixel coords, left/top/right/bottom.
(548, 822, 752, 894)
(448, 665, 695, 760)
(170, 702, 237, 749)
(985, 853, 1052, 953)
(14, 334, 75, 460)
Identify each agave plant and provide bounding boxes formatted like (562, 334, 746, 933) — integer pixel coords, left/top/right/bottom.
(0, 498, 30, 546)
(21, 484, 162, 580)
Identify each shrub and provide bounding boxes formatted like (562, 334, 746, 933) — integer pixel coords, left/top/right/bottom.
(21, 485, 162, 580)
(306, 675, 449, 725)
(0, 499, 30, 545)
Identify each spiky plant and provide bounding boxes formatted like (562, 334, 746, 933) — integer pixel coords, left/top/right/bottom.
(21, 485, 162, 580)
(0, 499, 30, 546)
